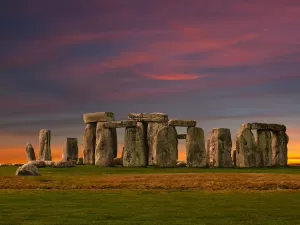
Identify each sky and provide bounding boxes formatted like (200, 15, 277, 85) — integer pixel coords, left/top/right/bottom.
(1, 0, 300, 163)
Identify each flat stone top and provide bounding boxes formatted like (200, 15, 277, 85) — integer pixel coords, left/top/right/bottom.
(212, 128, 230, 131)
(241, 123, 286, 132)
(102, 120, 137, 128)
(128, 112, 168, 122)
(168, 119, 196, 127)
(83, 112, 114, 124)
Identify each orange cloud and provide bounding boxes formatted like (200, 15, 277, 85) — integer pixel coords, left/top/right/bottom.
(143, 73, 207, 81)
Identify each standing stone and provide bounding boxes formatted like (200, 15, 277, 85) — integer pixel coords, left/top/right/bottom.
(256, 130, 272, 167)
(186, 127, 206, 167)
(232, 150, 236, 167)
(95, 122, 114, 166)
(236, 128, 257, 167)
(123, 122, 147, 167)
(111, 128, 118, 158)
(62, 138, 78, 162)
(147, 122, 167, 165)
(38, 129, 51, 161)
(207, 128, 233, 167)
(25, 143, 36, 161)
(83, 123, 96, 165)
(272, 131, 288, 166)
(155, 126, 178, 167)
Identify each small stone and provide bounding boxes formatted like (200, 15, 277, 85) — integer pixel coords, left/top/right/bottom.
(76, 157, 84, 165)
(16, 163, 40, 176)
(177, 160, 186, 167)
(52, 161, 75, 168)
(44, 161, 54, 166)
(113, 157, 122, 166)
(177, 134, 186, 139)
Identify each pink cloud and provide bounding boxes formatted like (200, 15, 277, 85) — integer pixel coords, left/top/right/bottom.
(143, 73, 207, 81)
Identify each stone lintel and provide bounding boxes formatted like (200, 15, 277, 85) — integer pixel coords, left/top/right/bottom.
(128, 112, 168, 122)
(177, 134, 187, 139)
(168, 119, 196, 127)
(83, 112, 114, 124)
(103, 120, 137, 128)
(241, 123, 286, 132)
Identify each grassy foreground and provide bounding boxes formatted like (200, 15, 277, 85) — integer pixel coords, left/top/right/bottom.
(1, 190, 300, 225)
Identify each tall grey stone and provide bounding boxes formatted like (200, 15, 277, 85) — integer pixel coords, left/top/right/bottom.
(147, 122, 168, 165)
(123, 122, 147, 167)
(38, 129, 51, 161)
(256, 130, 272, 166)
(272, 131, 288, 166)
(95, 122, 114, 166)
(236, 128, 257, 167)
(62, 138, 78, 161)
(83, 123, 96, 165)
(208, 128, 233, 167)
(155, 125, 178, 167)
(111, 128, 118, 158)
(186, 127, 206, 167)
(25, 143, 36, 161)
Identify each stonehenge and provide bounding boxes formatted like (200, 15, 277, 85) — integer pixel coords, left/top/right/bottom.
(236, 123, 288, 167)
(38, 129, 52, 161)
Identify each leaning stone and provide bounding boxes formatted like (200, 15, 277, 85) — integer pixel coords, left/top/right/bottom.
(186, 127, 206, 167)
(16, 163, 40, 176)
(76, 157, 83, 165)
(38, 129, 52, 161)
(26, 143, 36, 161)
(168, 119, 196, 127)
(29, 160, 46, 168)
(128, 112, 168, 122)
(256, 130, 272, 167)
(177, 160, 186, 167)
(147, 121, 168, 165)
(177, 134, 186, 139)
(155, 125, 178, 167)
(103, 120, 137, 128)
(62, 138, 78, 162)
(95, 122, 114, 166)
(83, 112, 114, 124)
(208, 128, 233, 167)
(236, 128, 257, 167)
(123, 122, 147, 167)
(272, 131, 288, 166)
(83, 123, 96, 165)
(52, 161, 75, 168)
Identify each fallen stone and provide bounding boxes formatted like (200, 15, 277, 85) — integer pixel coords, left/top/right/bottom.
(123, 122, 147, 167)
(256, 130, 272, 167)
(236, 128, 257, 167)
(155, 125, 178, 167)
(177, 160, 186, 167)
(272, 131, 288, 166)
(29, 160, 46, 168)
(62, 138, 78, 162)
(38, 129, 52, 161)
(113, 157, 122, 166)
(147, 121, 168, 165)
(83, 112, 114, 124)
(11, 163, 23, 166)
(95, 122, 114, 166)
(76, 157, 83, 165)
(52, 161, 75, 168)
(128, 112, 168, 122)
(177, 134, 186, 139)
(103, 120, 137, 128)
(186, 127, 207, 167)
(168, 119, 196, 127)
(44, 161, 54, 166)
(208, 128, 233, 167)
(26, 143, 36, 161)
(83, 123, 96, 165)
(16, 163, 40, 176)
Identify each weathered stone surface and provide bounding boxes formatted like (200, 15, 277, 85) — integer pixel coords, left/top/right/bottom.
(16, 163, 40, 176)
(62, 138, 78, 162)
(186, 127, 206, 167)
(83, 123, 96, 165)
(26, 143, 36, 161)
(11, 163, 23, 166)
(0, 164, 10, 167)
(147, 122, 168, 165)
(95, 122, 114, 166)
(272, 131, 288, 166)
(83, 112, 114, 124)
(208, 128, 233, 167)
(155, 125, 178, 167)
(111, 128, 118, 158)
(177, 160, 186, 167)
(113, 157, 122, 166)
(256, 130, 272, 167)
(177, 134, 186, 139)
(168, 119, 196, 127)
(77, 157, 83, 165)
(123, 122, 147, 167)
(128, 112, 168, 122)
(29, 160, 46, 168)
(44, 161, 54, 166)
(103, 120, 137, 128)
(241, 123, 286, 132)
(38, 129, 51, 161)
(52, 161, 75, 168)
(236, 128, 257, 167)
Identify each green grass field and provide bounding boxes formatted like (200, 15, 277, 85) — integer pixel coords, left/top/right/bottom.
(1, 166, 300, 224)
